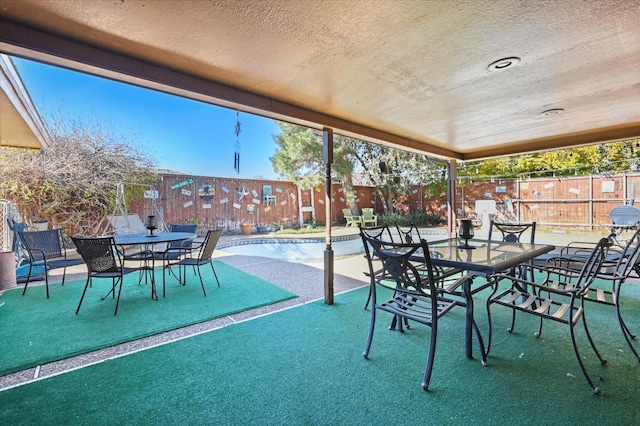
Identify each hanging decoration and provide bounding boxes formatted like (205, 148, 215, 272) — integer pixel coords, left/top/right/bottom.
(233, 110, 241, 174)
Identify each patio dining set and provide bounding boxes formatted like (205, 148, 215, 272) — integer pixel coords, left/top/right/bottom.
(11, 222, 222, 316)
(358, 218, 640, 394)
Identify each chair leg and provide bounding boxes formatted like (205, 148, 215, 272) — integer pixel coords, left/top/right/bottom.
(113, 276, 124, 316)
(210, 261, 220, 286)
(569, 318, 600, 394)
(616, 283, 640, 361)
(581, 309, 607, 365)
(364, 287, 372, 310)
(197, 267, 207, 297)
(421, 321, 438, 391)
(75, 277, 91, 315)
(486, 299, 494, 355)
(363, 303, 377, 359)
(507, 308, 517, 333)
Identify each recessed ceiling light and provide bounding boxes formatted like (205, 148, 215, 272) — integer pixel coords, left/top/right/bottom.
(539, 108, 564, 116)
(487, 57, 521, 71)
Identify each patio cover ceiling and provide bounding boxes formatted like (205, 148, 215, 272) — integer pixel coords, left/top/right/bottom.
(0, 0, 639, 161)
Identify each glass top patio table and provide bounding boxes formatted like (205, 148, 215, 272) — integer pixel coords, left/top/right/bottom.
(407, 237, 555, 364)
(114, 232, 196, 245)
(113, 232, 196, 300)
(427, 238, 555, 276)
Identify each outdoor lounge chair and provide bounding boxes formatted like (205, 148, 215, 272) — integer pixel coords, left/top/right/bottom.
(487, 237, 611, 394)
(342, 208, 362, 227)
(72, 236, 143, 316)
(361, 208, 378, 226)
(17, 228, 84, 298)
(162, 229, 221, 297)
(360, 231, 458, 391)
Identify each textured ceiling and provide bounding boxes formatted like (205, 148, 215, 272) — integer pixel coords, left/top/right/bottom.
(0, 0, 639, 160)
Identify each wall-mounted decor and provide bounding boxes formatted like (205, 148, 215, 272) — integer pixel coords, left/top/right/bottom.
(144, 190, 159, 199)
(220, 197, 229, 204)
(496, 186, 506, 193)
(221, 186, 229, 193)
(569, 187, 581, 195)
(252, 198, 261, 204)
(202, 204, 211, 209)
(183, 201, 193, 208)
(602, 181, 615, 193)
(181, 189, 191, 196)
(232, 203, 241, 209)
(236, 186, 249, 201)
(198, 184, 214, 201)
(544, 182, 555, 189)
(171, 178, 193, 190)
(263, 185, 277, 206)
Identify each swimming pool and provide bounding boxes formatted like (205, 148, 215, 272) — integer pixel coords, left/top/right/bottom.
(217, 229, 448, 261)
(217, 236, 365, 261)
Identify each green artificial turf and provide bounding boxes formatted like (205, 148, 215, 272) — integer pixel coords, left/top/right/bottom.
(0, 261, 296, 376)
(1, 281, 639, 425)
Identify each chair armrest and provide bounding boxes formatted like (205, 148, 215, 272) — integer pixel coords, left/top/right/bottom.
(492, 273, 581, 295)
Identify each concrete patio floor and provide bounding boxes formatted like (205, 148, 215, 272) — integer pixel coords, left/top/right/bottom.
(0, 226, 612, 390)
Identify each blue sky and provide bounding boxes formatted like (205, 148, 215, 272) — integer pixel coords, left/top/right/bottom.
(12, 57, 282, 180)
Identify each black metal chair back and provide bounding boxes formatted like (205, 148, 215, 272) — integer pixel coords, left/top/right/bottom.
(73, 236, 120, 274)
(488, 220, 536, 244)
(394, 223, 422, 244)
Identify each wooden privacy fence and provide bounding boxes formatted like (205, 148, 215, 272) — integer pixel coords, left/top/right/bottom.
(125, 172, 640, 232)
(449, 173, 640, 230)
(129, 174, 383, 231)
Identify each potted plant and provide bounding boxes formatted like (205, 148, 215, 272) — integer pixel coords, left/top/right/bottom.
(240, 221, 253, 235)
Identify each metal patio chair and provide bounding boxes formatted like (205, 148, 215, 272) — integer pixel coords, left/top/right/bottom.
(546, 229, 640, 361)
(72, 236, 143, 316)
(487, 237, 611, 394)
(162, 229, 221, 297)
(17, 228, 84, 298)
(360, 232, 458, 391)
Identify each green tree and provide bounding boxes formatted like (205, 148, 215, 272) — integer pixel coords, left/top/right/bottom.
(271, 122, 446, 215)
(270, 122, 357, 210)
(459, 139, 640, 180)
(0, 113, 157, 236)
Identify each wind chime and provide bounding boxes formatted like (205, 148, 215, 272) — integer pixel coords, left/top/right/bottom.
(233, 110, 241, 174)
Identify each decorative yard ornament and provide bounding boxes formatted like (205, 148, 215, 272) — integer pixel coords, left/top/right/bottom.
(237, 186, 249, 201)
(233, 110, 241, 174)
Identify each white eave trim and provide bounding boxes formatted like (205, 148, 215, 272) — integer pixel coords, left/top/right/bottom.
(0, 53, 50, 149)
